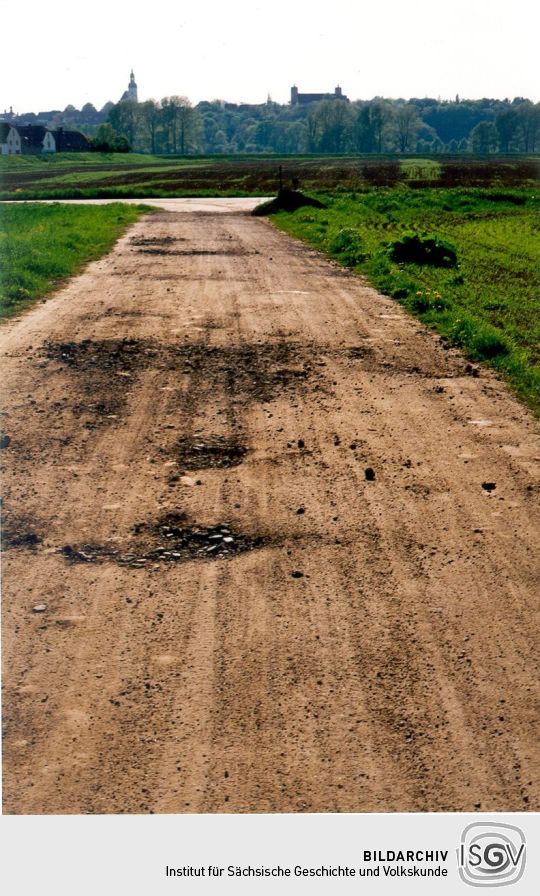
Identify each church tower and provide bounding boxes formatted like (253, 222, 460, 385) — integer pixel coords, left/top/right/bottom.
(120, 70, 138, 103)
(127, 70, 138, 102)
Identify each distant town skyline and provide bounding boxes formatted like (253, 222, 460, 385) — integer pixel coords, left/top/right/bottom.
(3, 0, 539, 112)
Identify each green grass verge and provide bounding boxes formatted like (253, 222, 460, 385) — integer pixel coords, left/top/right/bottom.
(0, 152, 186, 170)
(0, 202, 151, 319)
(272, 187, 540, 414)
(0, 187, 267, 201)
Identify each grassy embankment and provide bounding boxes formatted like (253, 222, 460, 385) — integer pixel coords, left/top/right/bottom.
(0, 203, 150, 319)
(273, 187, 540, 414)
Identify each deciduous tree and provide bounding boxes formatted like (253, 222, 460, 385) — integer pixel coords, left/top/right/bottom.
(393, 103, 421, 152)
(470, 121, 498, 153)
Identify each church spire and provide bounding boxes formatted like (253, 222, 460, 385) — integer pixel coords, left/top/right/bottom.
(119, 70, 138, 103)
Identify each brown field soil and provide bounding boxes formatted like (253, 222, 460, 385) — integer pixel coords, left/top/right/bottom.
(1, 200, 539, 814)
(2, 156, 539, 196)
(0, 162, 205, 191)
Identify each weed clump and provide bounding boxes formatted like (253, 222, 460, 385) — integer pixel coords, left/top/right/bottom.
(329, 227, 366, 266)
(389, 233, 458, 268)
(448, 317, 511, 360)
(410, 289, 451, 313)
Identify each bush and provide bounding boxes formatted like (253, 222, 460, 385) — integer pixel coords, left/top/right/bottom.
(90, 135, 131, 153)
(389, 233, 458, 268)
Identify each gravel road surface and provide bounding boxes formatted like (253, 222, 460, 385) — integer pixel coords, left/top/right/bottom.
(1, 200, 538, 813)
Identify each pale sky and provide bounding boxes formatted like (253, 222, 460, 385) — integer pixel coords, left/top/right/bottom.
(3, 0, 539, 113)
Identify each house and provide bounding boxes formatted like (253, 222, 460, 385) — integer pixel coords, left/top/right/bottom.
(53, 128, 90, 151)
(18, 125, 56, 153)
(9, 125, 90, 154)
(0, 106, 16, 122)
(291, 85, 349, 106)
(0, 122, 22, 154)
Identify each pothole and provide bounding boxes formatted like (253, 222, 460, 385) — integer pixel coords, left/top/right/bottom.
(130, 235, 181, 247)
(135, 514, 269, 562)
(134, 248, 257, 256)
(59, 512, 272, 567)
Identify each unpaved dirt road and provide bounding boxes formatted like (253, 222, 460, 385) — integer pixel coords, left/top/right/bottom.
(1, 200, 539, 814)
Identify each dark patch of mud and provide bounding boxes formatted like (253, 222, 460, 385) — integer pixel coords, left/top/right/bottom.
(136, 513, 269, 562)
(176, 436, 248, 470)
(330, 344, 462, 380)
(45, 338, 154, 372)
(134, 248, 258, 257)
(340, 346, 373, 360)
(44, 338, 154, 429)
(71, 397, 124, 425)
(99, 309, 173, 320)
(39, 340, 320, 441)
(171, 342, 315, 404)
(60, 511, 273, 567)
(1, 512, 42, 550)
(150, 273, 256, 282)
(130, 235, 181, 247)
(60, 544, 116, 563)
(204, 320, 225, 329)
(44, 339, 315, 402)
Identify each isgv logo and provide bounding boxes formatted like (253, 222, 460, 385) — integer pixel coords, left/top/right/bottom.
(458, 822, 526, 887)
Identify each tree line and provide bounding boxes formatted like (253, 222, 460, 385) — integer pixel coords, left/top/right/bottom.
(11, 96, 540, 155)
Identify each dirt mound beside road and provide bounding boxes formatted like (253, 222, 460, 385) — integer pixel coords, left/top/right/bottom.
(252, 188, 326, 216)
